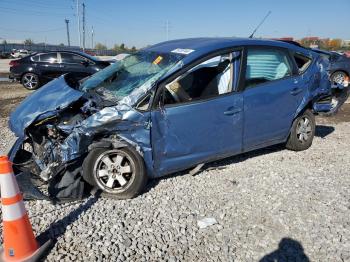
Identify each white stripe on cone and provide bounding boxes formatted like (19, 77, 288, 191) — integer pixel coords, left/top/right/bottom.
(0, 173, 20, 198)
(2, 201, 26, 221)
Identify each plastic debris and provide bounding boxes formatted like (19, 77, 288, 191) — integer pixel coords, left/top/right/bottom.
(197, 217, 218, 229)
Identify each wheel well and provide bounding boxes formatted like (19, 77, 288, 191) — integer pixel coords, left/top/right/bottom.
(297, 101, 313, 118)
(20, 72, 39, 80)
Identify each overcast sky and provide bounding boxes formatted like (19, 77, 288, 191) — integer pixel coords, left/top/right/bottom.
(0, 0, 349, 48)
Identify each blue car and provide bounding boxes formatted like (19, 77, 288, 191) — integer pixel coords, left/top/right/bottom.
(8, 38, 349, 201)
(312, 49, 350, 86)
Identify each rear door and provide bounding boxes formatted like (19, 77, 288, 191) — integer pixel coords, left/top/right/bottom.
(37, 52, 61, 79)
(58, 52, 94, 77)
(242, 46, 306, 150)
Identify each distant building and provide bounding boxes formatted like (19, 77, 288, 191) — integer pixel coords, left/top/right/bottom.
(342, 40, 350, 47)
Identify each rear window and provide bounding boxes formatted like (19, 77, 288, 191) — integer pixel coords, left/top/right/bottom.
(293, 53, 312, 73)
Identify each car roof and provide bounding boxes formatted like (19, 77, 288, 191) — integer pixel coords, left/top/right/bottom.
(145, 37, 314, 62)
(312, 48, 332, 55)
(31, 50, 99, 60)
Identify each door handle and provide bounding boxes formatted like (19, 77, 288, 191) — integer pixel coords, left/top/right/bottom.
(290, 87, 303, 95)
(224, 108, 241, 115)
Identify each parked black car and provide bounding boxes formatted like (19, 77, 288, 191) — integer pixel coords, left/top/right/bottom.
(0, 51, 11, 59)
(9, 51, 110, 90)
(312, 49, 350, 86)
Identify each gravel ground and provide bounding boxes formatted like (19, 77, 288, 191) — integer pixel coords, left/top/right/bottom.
(0, 82, 349, 261)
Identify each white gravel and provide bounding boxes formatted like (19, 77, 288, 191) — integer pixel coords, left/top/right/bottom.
(0, 83, 349, 261)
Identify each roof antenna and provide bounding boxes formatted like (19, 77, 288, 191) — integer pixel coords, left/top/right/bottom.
(249, 11, 272, 38)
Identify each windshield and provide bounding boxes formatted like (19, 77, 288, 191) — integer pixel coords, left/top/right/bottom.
(80, 51, 183, 101)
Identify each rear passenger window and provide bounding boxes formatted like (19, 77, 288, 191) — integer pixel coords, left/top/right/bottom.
(245, 48, 292, 87)
(31, 55, 39, 62)
(61, 53, 88, 64)
(293, 53, 312, 74)
(39, 53, 58, 63)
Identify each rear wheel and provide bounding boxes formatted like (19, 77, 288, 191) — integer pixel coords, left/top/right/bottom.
(83, 147, 147, 199)
(286, 110, 315, 151)
(21, 73, 40, 90)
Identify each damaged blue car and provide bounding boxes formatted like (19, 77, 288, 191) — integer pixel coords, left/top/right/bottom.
(8, 38, 349, 201)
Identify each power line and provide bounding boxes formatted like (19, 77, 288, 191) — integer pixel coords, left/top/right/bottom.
(0, 26, 65, 33)
(0, 6, 70, 16)
(0, 0, 73, 10)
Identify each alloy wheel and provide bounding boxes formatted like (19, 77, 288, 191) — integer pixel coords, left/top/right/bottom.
(93, 150, 135, 193)
(296, 116, 312, 143)
(22, 73, 38, 90)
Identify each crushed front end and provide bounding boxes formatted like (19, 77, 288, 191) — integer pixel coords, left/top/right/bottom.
(7, 74, 153, 202)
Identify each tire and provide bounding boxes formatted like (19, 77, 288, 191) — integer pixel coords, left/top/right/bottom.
(21, 73, 40, 90)
(286, 109, 315, 151)
(331, 71, 348, 86)
(82, 147, 147, 199)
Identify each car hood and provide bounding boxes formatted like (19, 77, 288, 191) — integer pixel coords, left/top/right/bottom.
(9, 76, 84, 138)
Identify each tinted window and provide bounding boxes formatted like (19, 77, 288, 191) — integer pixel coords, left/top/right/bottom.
(61, 53, 88, 64)
(31, 55, 40, 62)
(163, 52, 241, 105)
(39, 53, 58, 63)
(245, 48, 292, 87)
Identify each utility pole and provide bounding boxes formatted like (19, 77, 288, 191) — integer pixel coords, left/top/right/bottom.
(65, 19, 71, 46)
(91, 26, 94, 49)
(82, 2, 86, 50)
(76, 0, 81, 48)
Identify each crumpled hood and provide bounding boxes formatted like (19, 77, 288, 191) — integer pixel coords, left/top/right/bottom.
(9, 76, 84, 138)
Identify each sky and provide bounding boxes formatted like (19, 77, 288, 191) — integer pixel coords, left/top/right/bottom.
(0, 0, 349, 48)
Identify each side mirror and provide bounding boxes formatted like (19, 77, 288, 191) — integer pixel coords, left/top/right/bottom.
(80, 60, 89, 67)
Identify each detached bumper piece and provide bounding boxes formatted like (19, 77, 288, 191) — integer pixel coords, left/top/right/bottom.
(15, 161, 90, 203)
(313, 85, 349, 116)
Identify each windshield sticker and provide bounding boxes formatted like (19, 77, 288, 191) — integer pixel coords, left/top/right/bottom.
(153, 56, 163, 65)
(171, 48, 195, 55)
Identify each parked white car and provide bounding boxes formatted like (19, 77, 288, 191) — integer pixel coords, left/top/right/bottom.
(11, 49, 30, 59)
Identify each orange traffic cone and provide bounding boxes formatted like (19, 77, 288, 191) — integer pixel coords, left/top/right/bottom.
(0, 156, 51, 262)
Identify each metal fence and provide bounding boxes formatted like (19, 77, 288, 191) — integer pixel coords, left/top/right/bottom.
(0, 43, 121, 56)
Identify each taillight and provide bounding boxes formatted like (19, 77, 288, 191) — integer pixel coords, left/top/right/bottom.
(9, 60, 19, 67)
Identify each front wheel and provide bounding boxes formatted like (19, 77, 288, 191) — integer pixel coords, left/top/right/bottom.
(286, 110, 315, 151)
(331, 71, 348, 86)
(21, 73, 40, 90)
(82, 147, 147, 199)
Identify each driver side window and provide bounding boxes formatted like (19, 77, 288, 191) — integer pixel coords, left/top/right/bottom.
(163, 52, 241, 106)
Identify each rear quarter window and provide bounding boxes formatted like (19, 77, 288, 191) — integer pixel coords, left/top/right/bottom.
(293, 53, 312, 74)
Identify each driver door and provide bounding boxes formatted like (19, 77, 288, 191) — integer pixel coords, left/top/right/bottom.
(151, 51, 243, 176)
